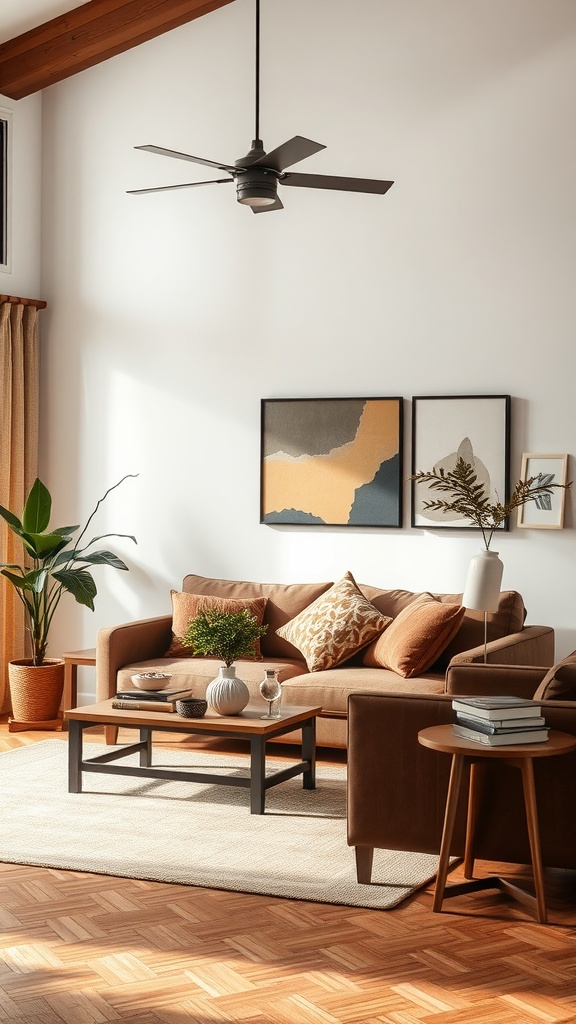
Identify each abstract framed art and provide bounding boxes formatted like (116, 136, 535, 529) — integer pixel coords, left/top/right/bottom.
(517, 453, 569, 530)
(260, 397, 403, 527)
(411, 395, 511, 531)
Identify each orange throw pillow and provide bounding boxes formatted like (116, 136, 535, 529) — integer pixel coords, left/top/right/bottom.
(165, 591, 267, 658)
(363, 594, 465, 678)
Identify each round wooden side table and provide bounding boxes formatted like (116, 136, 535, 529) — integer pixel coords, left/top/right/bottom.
(418, 724, 576, 924)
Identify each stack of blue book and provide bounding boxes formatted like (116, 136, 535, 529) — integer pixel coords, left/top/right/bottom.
(451, 695, 548, 745)
(116, 688, 192, 702)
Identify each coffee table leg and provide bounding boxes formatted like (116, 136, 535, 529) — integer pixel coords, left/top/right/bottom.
(302, 716, 316, 790)
(68, 719, 83, 793)
(139, 727, 152, 767)
(250, 736, 266, 814)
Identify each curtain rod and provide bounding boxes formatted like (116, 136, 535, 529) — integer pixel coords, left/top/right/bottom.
(0, 294, 47, 309)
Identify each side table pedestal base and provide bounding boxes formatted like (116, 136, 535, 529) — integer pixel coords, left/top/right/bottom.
(435, 874, 541, 920)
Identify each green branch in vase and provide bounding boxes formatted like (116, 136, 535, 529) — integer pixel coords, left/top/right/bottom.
(411, 457, 571, 550)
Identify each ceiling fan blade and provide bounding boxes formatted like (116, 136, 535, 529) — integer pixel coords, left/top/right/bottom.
(127, 179, 233, 195)
(253, 135, 326, 172)
(252, 195, 284, 214)
(135, 145, 240, 174)
(280, 172, 394, 194)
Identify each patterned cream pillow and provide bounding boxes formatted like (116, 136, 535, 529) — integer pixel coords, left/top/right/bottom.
(276, 571, 391, 672)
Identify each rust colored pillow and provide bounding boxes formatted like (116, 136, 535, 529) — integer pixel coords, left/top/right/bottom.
(363, 594, 465, 678)
(165, 591, 267, 659)
(534, 652, 576, 702)
(276, 571, 392, 673)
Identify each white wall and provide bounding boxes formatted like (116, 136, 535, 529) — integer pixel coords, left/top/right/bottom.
(37, 0, 576, 698)
(0, 92, 42, 296)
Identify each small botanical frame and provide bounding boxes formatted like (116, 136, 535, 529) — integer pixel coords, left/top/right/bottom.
(517, 454, 569, 529)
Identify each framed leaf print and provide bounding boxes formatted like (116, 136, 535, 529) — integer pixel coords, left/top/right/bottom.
(411, 395, 511, 531)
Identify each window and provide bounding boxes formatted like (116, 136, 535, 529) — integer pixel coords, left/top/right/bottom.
(0, 112, 11, 271)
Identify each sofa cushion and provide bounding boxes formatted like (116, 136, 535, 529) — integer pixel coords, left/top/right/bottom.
(357, 585, 526, 670)
(182, 574, 333, 659)
(534, 652, 576, 701)
(276, 571, 392, 672)
(363, 594, 465, 678)
(358, 585, 424, 619)
(281, 666, 446, 714)
(165, 591, 267, 658)
(117, 656, 308, 700)
(430, 590, 527, 670)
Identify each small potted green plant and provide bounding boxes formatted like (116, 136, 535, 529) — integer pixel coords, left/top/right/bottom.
(0, 474, 137, 725)
(182, 608, 268, 715)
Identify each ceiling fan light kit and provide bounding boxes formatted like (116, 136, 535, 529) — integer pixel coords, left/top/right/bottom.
(236, 173, 277, 207)
(234, 145, 280, 207)
(128, 0, 393, 213)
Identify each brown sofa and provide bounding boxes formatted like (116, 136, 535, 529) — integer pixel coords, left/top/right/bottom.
(347, 663, 576, 873)
(96, 573, 554, 747)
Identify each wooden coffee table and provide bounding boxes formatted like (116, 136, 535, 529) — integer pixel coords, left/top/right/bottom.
(65, 700, 321, 814)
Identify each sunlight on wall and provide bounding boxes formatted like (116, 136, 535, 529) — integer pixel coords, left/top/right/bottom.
(39, 0, 576, 673)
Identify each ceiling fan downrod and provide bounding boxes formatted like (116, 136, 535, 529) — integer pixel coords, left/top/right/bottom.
(235, 0, 279, 207)
(254, 0, 261, 149)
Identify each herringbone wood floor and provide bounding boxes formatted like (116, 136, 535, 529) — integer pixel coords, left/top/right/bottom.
(1, 721, 575, 1024)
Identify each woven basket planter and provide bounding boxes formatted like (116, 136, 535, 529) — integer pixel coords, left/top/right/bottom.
(8, 659, 65, 723)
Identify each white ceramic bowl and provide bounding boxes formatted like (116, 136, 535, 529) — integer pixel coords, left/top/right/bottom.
(131, 672, 172, 691)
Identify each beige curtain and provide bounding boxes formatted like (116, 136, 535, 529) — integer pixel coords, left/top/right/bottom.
(0, 301, 40, 711)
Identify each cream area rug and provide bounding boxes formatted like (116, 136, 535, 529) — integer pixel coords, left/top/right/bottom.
(0, 740, 440, 910)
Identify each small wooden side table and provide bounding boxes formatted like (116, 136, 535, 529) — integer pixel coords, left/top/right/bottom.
(418, 724, 576, 924)
(62, 648, 96, 727)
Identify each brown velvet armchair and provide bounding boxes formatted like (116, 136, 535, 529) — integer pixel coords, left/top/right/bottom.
(347, 663, 576, 877)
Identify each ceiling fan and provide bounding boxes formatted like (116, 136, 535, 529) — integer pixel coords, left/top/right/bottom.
(127, 0, 393, 213)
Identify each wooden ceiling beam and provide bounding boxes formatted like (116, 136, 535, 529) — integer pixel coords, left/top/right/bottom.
(0, 0, 237, 100)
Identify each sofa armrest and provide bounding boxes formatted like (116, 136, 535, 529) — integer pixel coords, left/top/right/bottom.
(96, 615, 172, 702)
(445, 662, 549, 698)
(448, 625, 555, 669)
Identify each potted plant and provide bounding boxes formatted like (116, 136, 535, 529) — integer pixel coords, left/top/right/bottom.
(0, 474, 136, 726)
(181, 608, 268, 715)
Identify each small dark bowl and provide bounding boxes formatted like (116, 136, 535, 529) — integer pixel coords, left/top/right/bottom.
(175, 698, 208, 719)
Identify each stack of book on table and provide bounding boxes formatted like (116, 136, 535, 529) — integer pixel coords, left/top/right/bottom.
(451, 695, 548, 745)
(111, 689, 194, 713)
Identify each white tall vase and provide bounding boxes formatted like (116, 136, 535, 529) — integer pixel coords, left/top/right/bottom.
(206, 665, 250, 716)
(462, 549, 504, 613)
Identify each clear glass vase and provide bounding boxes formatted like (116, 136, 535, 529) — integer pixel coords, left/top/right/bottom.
(260, 669, 282, 719)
